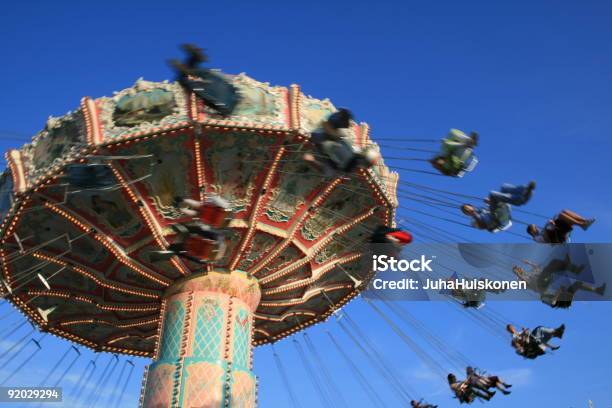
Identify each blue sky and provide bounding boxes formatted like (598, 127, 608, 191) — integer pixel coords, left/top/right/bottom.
(1, 0, 611, 407)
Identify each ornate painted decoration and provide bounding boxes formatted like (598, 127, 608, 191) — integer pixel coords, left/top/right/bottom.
(0, 72, 398, 357)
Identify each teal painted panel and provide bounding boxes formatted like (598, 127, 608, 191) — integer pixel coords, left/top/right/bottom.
(193, 300, 224, 361)
(232, 307, 250, 370)
(159, 301, 185, 361)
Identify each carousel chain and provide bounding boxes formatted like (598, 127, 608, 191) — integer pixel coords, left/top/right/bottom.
(111, 360, 135, 408)
(292, 338, 336, 408)
(72, 354, 100, 404)
(302, 331, 350, 408)
(87, 354, 120, 408)
(37, 345, 78, 387)
(271, 344, 303, 408)
(336, 317, 414, 405)
(100, 358, 130, 408)
(326, 330, 387, 408)
(0, 334, 46, 386)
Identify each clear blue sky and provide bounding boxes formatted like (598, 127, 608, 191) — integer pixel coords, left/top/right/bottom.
(1, 0, 611, 407)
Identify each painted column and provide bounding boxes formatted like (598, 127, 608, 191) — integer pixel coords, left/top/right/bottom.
(141, 271, 260, 408)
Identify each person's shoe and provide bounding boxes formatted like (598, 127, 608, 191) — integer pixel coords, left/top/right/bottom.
(469, 131, 479, 147)
(550, 345, 560, 350)
(527, 180, 536, 192)
(582, 218, 596, 230)
(181, 43, 208, 64)
(555, 323, 565, 338)
(480, 392, 493, 401)
(501, 390, 511, 395)
(596, 283, 607, 295)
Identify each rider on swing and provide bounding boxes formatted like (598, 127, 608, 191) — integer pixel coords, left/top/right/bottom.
(303, 108, 380, 176)
(431, 129, 479, 177)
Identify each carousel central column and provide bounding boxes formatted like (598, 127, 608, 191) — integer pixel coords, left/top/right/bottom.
(141, 271, 261, 408)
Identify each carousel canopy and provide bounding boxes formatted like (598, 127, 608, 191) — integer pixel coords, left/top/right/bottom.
(0, 73, 398, 356)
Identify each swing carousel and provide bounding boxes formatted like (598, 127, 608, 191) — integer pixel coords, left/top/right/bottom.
(0, 66, 399, 407)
